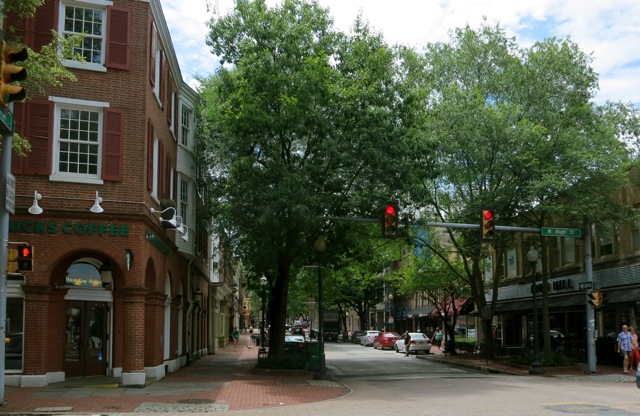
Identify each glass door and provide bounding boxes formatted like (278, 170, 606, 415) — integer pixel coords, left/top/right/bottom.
(64, 301, 108, 377)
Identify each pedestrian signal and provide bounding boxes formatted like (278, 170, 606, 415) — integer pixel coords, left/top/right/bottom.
(16, 244, 33, 272)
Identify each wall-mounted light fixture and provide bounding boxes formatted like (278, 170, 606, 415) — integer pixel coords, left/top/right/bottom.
(28, 191, 43, 215)
(149, 206, 189, 241)
(90, 191, 104, 213)
(150, 206, 179, 229)
(99, 261, 113, 288)
(193, 288, 203, 307)
(125, 249, 134, 270)
(25, 190, 106, 214)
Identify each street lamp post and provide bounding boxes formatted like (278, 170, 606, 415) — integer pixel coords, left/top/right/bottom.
(313, 238, 326, 380)
(527, 246, 544, 375)
(260, 275, 267, 351)
(387, 293, 393, 331)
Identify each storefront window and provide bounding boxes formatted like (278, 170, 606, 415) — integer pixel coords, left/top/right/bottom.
(6, 298, 24, 371)
(65, 262, 102, 287)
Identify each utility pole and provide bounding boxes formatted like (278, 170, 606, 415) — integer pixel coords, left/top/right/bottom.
(0, 110, 12, 402)
(584, 226, 597, 373)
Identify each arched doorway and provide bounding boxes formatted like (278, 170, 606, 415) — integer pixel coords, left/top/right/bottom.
(63, 260, 112, 377)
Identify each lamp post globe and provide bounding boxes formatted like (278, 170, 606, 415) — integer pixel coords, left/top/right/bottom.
(527, 246, 543, 375)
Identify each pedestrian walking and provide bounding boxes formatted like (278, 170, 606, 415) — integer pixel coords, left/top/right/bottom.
(433, 327, 443, 350)
(617, 324, 633, 373)
(630, 327, 639, 372)
(404, 331, 411, 356)
(231, 327, 240, 351)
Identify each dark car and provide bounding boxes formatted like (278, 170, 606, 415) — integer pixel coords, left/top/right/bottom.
(351, 330, 366, 344)
(290, 327, 305, 336)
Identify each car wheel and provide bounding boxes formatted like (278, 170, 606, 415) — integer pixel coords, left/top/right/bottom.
(395, 345, 400, 353)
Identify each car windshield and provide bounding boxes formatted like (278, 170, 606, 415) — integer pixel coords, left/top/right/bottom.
(385, 333, 399, 338)
(410, 333, 427, 339)
(285, 335, 305, 343)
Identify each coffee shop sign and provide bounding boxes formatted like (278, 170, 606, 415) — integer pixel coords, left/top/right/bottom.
(10, 220, 129, 236)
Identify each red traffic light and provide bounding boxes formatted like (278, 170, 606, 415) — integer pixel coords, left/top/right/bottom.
(382, 203, 399, 239)
(481, 209, 495, 242)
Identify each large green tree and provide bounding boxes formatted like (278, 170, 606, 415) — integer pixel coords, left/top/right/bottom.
(198, 0, 424, 358)
(404, 23, 639, 349)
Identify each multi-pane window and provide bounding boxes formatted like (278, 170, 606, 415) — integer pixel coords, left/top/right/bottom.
(482, 256, 493, 282)
(550, 237, 577, 268)
(62, 4, 105, 64)
(58, 108, 101, 175)
(181, 106, 192, 147)
(180, 179, 189, 226)
(506, 248, 517, 278)
(591, 224, 619, 258)
(632, 218, 640, 251)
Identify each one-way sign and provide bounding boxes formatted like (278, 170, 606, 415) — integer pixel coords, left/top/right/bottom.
(579, 282, 593, 290)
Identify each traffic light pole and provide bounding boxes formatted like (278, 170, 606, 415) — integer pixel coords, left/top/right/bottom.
(0, 124, 11, 402)
(584, 226, 597, 373)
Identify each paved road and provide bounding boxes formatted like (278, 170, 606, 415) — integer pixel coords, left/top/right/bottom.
(5, 339, 640, 416)
(215, 342, 640, 416)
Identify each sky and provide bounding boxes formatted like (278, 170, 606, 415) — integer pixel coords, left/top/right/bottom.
(159, 0, 640, 107)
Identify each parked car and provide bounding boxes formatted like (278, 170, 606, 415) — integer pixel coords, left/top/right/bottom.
(351, 330, 366, 344)
(290, 327, 305, 336)
(360, 330, 380, 347)
(373, 331, 400, 350)
(395, 332, 432, 355)
(284, 334, 306, 353)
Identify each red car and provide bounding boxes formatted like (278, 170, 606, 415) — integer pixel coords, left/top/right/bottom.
(373, 331, 400, 350)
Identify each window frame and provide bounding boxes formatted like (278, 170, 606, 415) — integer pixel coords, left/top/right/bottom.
(180, 103, 193, 148)
(50, 96, 109, 185)
(59, 0, 113, 72)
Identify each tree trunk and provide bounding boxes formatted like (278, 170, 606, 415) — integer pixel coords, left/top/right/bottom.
(267, 256, 293, 359)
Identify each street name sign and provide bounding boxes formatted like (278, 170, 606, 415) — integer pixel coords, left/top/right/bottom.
(0, 107, 13, 135)
(541, 227, 582, 238)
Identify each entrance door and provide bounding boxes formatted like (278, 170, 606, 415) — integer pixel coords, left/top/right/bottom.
(64, 301, 108, 377)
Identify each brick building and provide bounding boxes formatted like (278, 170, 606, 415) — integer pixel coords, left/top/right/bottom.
(3, 0, 222, 387)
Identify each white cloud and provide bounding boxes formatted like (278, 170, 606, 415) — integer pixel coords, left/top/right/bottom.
(161, 0, 640, 106)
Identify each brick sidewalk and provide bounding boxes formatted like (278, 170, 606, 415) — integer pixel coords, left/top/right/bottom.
(0, 334, 349, 414)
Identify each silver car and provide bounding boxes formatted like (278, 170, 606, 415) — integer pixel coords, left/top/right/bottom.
(360, 330, 380, 347)
(395, 332, 432, 354)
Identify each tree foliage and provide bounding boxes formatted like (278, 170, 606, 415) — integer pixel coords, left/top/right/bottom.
(198, 0, 423, 358)
(404, 22, 639, 347)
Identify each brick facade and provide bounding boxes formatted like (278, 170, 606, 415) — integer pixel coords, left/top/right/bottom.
(4, 0, 209, 387)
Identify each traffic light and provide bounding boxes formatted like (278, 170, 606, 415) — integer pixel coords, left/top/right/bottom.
(7, 248, 18, 273)
(588, 291, 607, 309)
(481, 209, 495, 242)
(382, 203, 399, 239)
(16, 244, 33, 272)
(0, 36, 28, 107)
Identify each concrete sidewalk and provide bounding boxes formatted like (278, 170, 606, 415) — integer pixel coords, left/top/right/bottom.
(0, 334, 349, 414)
